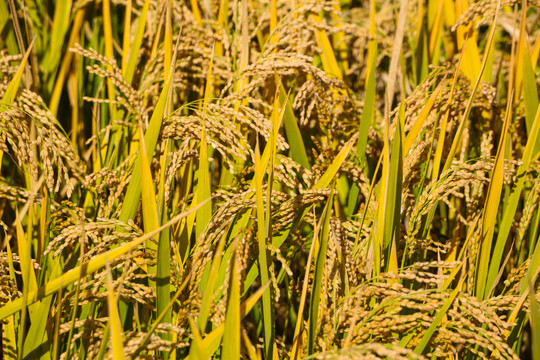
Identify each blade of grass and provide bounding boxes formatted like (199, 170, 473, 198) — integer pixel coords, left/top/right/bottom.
(532, 34, 540, 67)
(403, 85, 442, 154)
(197, 232, 227, 332)
(195, 49, 214, 241)
(428, 0, 444, 62)
(156, 153, 172, 336)
(255, 139, 274, 360)
(330, 1, 349, 74)
(279, 84, 310, 169)
(486, 104, 540, 297)
(139, 126, 159, 249)
(216, 92, 289, 297)
(242, 330, 259, 360)
(188, 317, 205, 360)
(385, 0, 408, 118)
(454, 0, 481, 82)
(43, 0, 72, 93)
(15, 210, 31, 359)
(505, 266, 540, 349)
(106, 262, 125, 360)
(529, 285, 540, 360)
(311, 14, 342, 80)
(0, 0, 18, 55)
(307, 189, 334, 355)
(313, 135, 357, 190)
(5, 0, 29, 83)
(357, 0, 377, 168)
(290, 207, 324, 360)
(124, 0, 151, 82)
(139, 124, 172, 335)
(3, 313, 16, 360)
(164, 0, 173, 80)
(49, 8, 85, 116)
(222, 242, 241, 359)
(1, 40, 33, 105)
(102, 0, 117, 123)
(43, 0, 72, 85)
(190, 0, 203, 26)
(373, 129, 389, 277)
(347, 0, 377, 216)
(384, 103, 404, 274)
(118, 39, 178, 223)
(121, 0, 132, 70)
(22, 261, 61, 358)
(95, 324, 111, 360)
(52, 289, 62, 359)
(432, 49, 464, 179)
(154, 9, 173, 338)
(516, 5, 540, 155)
(476, 88, 513, 299)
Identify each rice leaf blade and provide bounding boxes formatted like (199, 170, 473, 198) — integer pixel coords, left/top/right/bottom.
(222, 245, 241, 359)
(106, 263, 125, 360)
(119, 50, 176, 223)
(477, 89, 513, 299)
(279, 84, 310, 169)
(255, 140, 274, 359)
(529, 286, 540, 360)
(124, 0, 151, 83)
(487, 104, 540, 296)
(307, 189, 334, 355)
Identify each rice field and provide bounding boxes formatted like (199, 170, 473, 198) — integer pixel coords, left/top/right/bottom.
(1, 0, 540, 358)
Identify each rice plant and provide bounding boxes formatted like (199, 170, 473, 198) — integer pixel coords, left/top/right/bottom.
(1, 0, 540, 359)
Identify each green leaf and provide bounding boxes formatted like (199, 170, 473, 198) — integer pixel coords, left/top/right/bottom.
(254, 140, 274, 359)
(1, 40, 33, 105)
(44, 0, 72, 92)
(106, 263, 125, 360)
(529, 286, 540, 360)
(195, 123, 212, 240)
(118, 47, 176, 223)
(307, 189, 334, 355)
(314, 135, 357, 190)
(347, 6, 377, 216)
(222, 244, 241, 359)
(124, 0, 151, 83)
(384, 103, 403, 272)
(188, 317, 205, 360)
(486, 104, 540, 297)
(198, 233, 227, 332)
(477, 90, 513, 299)
(516, 3, 540, 155)
(279, 84, 310, 169)
(22, 261, 62, 359)
(139, 126, 159, 245)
